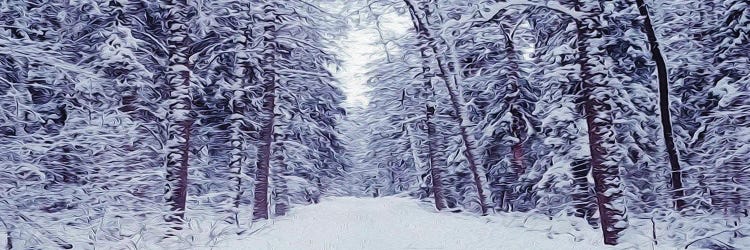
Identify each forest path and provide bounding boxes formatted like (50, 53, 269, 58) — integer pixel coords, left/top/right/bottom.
(218, 196, 616, 250)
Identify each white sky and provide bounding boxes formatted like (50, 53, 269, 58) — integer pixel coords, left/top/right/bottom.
(334, 28, 377, 108)
(334, 11, 411, 109)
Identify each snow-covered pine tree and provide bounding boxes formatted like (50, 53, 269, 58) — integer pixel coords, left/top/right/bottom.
(571, 0, 629, 244)
(633, 0, 687, 212)
(0, 1, 167, 247)
(595, 0, 668, 216)
(521, 5, 599, 224)
(251, 0, 347, 220)
(449, 4, 541, 213)
(693, 0, 750, 217)
(251, 1, 280, 221)
(403, 0, 489, 215)
(160, 0, 198, 229)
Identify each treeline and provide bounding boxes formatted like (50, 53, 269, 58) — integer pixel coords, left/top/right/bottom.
(0, 0, 349, 248)
(356, 0, 749, 246)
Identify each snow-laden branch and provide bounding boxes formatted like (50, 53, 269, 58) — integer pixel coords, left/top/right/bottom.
(440, 0, 584, 36)
(278, 68, 333, 78)
(483, 0, 584, 20)
(0, 39, 100, 78)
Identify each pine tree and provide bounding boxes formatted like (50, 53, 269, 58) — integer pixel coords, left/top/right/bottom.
(161, 0, 197, 228)
(634, 0, 686, 212)
(403, 0, 489, 214)
(572, 0, 629, 244)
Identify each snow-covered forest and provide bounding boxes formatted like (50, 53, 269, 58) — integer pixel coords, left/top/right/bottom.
(1, 0, 748, 249)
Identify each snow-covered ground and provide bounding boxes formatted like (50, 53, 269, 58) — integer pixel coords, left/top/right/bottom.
(5, 196, 740, 249)
(218, 197, 623, 250)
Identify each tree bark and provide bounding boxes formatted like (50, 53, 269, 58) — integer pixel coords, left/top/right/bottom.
(228, 15, 257, 225)
(405, 0, 446, 212)
(252, 3, 278, 221)
(505, 44, 527, 181)
(574, 0, 628, 245)
(406, 117, 444, 210)
(228, 65, 251, 225)
(273, 143, 289, 216)
(570, 159, 598, 226)
(425, 104, 446, 211)
(1, 218, 11, 250)
(634, 0, 686, 211)
(4, 230, 9, 250)
(501, 28, 529, 211)
(404, 0, 487, 214)
(162, 0, 194, 229)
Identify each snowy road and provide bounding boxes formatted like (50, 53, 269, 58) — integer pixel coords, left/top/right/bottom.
(219, 197, 618, 250)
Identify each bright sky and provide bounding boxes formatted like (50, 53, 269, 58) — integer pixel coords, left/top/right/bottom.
(334, 11, 410, 108)
(333, 9, 535, 110)
(334, 28, 377, 108)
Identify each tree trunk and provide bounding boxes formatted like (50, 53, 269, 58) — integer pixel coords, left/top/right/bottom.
(229, 19, 257, 225)
(501, 29, 529, 211)
(426, 104, 446, 211)
(405, 0, 446, 211)
(634, 0, 686, 211)
(163, 0, 194, 229)
(4, 231, 10, 250)
(273, 143, 289, 216)
(404, 0, 488, 215)
(440, 60, 490, 215)
(570, 159, 598, 226)
(406, 115, 444, 210)
(252, 3, 278, 221)
(1, 218, 11, 250)
(574, 0, 628, 245)
(228, 71, 249, 225)
(505, 45, 527, 180)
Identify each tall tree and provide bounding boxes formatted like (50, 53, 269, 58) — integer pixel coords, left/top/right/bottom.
(403, 1, 447, 211)
(161, 0, 196, 227)
(252, 0, 347, 219)
(572, 0, 629, 244)
(403, 0, 488, 214)
(520, 5, 600, 223)
(252, 1, 280, 221)
(633, 0, 686, 211)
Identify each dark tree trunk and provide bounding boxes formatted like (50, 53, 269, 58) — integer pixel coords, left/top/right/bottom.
(442, 65, 489, 215)
(574, 0, 628, 245)
(162, 0, 194, 229)
(252, 71, 275, 221)
(405, 0, 448, 211)
(232, 165, 243, 225)
(570, 159, 598, 226)
(634, 0, 686, 211)
(273, 143, 289, 216)
(229, 85, 247, 225)
(252, 3, 278, 221)
(404, 0, 488, 215)
(1, 218, 11, 250)
(426, 103, 446, 211)
(4, 230, 10, 250)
